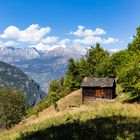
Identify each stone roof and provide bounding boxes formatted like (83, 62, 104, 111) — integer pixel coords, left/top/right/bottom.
(81, 77, 115, 88)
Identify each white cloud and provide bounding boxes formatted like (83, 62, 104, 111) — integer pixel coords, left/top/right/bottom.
(69, 25, 106, 37)
(3, 41, 18, 46)
(102, 37, 119, 44)
(69, 25, 118, 45)
(58, 38, 70, 44)
(129, 36, 133, 40)
(30, 43, 63, 51)
(41, 36, 59, 44)
(0, 24, 51, 44)
(108, 48, 122, 53)
(56, 38, 70, 48)
(82, 36, 101, 44)
(0, 24, 119, 51)
(0, 26, 20, 39)
(0, 40, 18, 48)
(30, 38, 70, 51)
(30, 43, 50, 51)
(74, 36, 118, 45)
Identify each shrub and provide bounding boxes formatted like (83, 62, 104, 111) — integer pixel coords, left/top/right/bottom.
(0, 88, 27, 128)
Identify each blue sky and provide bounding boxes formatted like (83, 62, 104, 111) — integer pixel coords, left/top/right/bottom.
(0, 0, 140, 52)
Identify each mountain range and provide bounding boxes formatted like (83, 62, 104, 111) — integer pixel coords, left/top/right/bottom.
(0, 46, 87, 91)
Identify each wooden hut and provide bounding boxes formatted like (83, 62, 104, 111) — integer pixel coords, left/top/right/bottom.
(81, 77, 116, 103)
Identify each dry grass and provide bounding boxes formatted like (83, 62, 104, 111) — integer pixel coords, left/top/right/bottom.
(18, 89, 82, 127)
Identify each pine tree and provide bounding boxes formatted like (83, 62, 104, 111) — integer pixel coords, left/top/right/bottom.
(0, 88, 26, 128)
(86, 43, 109, 75)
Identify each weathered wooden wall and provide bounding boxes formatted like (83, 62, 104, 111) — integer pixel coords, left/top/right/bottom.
(82, 87, 114, 104)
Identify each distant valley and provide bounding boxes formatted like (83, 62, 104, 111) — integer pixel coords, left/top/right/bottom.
(13, 56, 68, 92)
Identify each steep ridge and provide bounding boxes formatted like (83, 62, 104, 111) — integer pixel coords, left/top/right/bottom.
(0, 61, 46, 106)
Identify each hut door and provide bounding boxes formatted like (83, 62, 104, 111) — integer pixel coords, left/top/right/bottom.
(96, 89, 102, 98)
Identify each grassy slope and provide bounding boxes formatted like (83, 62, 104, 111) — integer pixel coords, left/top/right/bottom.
(0, 89, 140, 140)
